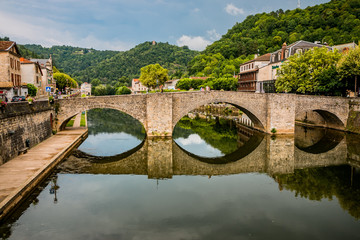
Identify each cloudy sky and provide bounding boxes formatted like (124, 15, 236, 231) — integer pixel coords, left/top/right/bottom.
(0, 0, 328, 51)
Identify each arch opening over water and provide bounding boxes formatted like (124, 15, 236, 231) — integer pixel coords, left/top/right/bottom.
(296, 109, 345, 131)
(74, 108, 146, 157)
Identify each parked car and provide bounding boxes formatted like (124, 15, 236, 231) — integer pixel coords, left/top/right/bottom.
(11, 96, 26, 102)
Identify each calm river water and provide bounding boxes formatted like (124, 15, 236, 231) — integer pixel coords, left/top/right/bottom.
(0, 108, 359, 240)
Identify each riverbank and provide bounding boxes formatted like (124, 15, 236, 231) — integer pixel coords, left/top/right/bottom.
(0, 127, 88, 221)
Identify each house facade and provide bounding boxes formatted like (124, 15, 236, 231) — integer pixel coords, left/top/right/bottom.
(132, 79, 148, 93)
(238, 53, 271, 92)
(256, 40, 331, 93)
(80, 82, 92, 96)
(20, 58, 43, 97)
(0, 41, 22, 100)
(164, 79, 179, 90)
(30, 56, 55, 95)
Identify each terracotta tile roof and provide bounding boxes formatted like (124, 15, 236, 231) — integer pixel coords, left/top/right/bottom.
(133, 78, 140, 82)
(190, 77, 209, 80)
(21, 82, 28, 86)
(0, 82, 14, 88)
(241, 53, 271, 65)
(20, 57, 35, 64)
(0, 41, 15, 51)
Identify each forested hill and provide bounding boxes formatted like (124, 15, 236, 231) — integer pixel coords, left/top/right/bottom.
(73, 42, 198, 83)
(23, 44, 118, 81)
(24, 42, 198, 84)
(203, 0, 360, 58)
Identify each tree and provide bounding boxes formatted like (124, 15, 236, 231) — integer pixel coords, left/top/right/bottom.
(116, 86, 131, 95)
(27, 84, 37, 97)
(54, 72, 78, 91)
(93, 85, 107, 96)
(337, 46, 360, 95)
(275, 47, 342, 94)
(139, 64, 169, 89)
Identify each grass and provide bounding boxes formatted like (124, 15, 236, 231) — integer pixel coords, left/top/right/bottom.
(80, 112, 86, 127)
(66, 119, 75, 127)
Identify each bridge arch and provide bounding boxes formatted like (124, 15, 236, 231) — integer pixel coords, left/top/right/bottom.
(56, 96, 147, 131)
(172, 92, 268, 133)
(295, 108, 345, 130)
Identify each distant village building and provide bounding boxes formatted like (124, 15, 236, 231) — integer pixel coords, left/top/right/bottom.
(238, 53, 271, 92)
(255, 40, 331, 93)
(0, 41, 22, 100)
(132, 78, 148, 93)
(164, 79, 180, 90)
(30, 56, 55, 95)
(80, 82, 92, 96)
(332, 42, 358, 54)
(20, 58, 43, 97)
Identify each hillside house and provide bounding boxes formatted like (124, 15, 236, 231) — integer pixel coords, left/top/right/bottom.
(30, 56, 54, 95)
(256, 40, 331, 93)
(0, 41, 22, 100)
(132, 79, 148, 93)
(238, 53, 271, 92)
(20, 58, 43, 97)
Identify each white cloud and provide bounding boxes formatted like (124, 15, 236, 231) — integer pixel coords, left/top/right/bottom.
(0, 10, 133, 51)
(176, 35, 211, 51)
(207, 29, 221, 41)
(225, 3, 244, 16)
(177, 134, 204, 146)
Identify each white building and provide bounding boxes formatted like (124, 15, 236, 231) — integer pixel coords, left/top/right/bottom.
(80, 82, 92, 96)
(132, 79, 148, 93)
(20, 58, 43, 97)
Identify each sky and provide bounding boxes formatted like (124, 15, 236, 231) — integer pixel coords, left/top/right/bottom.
(0, 0, 329, 51)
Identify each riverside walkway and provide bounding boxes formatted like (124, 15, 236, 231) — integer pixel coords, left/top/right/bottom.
(0, 127, 88, 220)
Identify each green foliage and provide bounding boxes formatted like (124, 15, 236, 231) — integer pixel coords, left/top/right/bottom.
(275, 47, 342, 94)
(139, 64, 169, 89)
(176, 77, 238, 91)
(337, 45, 360, 90)
(80, 112, 86, 127)
(54, 72, 78, 91)
(24, 42, 198, 85)
(93, 85, 107, 96)
(116, 86, 131, 95)
(27, 84, 37, 97)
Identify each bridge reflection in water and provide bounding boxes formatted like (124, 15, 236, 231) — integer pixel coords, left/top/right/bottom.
(58, 125, 355, 179)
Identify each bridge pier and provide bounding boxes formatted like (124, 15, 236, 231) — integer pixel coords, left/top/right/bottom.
(146, 94, 173, 137)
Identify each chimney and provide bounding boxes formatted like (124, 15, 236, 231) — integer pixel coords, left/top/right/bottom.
(281, 42, 287, 60)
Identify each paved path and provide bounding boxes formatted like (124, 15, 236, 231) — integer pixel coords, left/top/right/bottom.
(0, 127, 88, 220)
(73, 113, 81, 127)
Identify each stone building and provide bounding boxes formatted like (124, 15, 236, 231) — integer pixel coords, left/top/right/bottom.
(30, 56, 55, 95)
(332, 42, 358, 54)
(132, 79, 148, 93)
(238, 53, 271, 92)
(0, 41, 22, 100)
(20, 58, 43, 97)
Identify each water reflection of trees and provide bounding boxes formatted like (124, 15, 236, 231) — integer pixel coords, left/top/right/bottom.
(173, 116, 247, 155)
(274, 166, 360, 220)
(87, 108, 145, 139)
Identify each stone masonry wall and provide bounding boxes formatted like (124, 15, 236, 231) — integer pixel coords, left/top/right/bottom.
(0, 101, 54, 164)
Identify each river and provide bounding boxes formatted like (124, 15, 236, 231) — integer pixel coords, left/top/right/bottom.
(0, 108, 359, 240)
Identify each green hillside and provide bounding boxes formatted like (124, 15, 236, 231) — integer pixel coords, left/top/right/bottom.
(189, 0, 360, 76)
(24, 42, 198, 85)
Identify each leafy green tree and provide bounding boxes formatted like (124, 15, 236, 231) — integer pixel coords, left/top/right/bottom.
(94, 85, 107, 96)
(275, 47, 342, 94)
(337, 46, 360, 94)
(54, 72, 77, 91)
(27, 84, 37, 97)
(116, 86, 131, 95)
(139, 64, 169, 89)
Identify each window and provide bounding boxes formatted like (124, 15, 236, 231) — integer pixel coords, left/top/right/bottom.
(10, 58, 14, 69)
(296, 49, 302, 54)
(272, 55, 275, 62)
(285, 50, 289, 58)
(278, 52, 281, 60)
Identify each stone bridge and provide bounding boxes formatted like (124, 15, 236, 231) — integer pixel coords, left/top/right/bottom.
(55, 92, 359, 136)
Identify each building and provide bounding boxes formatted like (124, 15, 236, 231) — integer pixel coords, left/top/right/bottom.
(332, 42, 358, 54)
(0, 41, 22, 99)
(30, 56, 55, 95)
(238, 53, 271, 92)
(164, 79, 179, 90)
(132, 79, 148, 93)
(256, 40, 331, 93)
(80, 82, 92, 96)
(20, 58, 43, 97)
